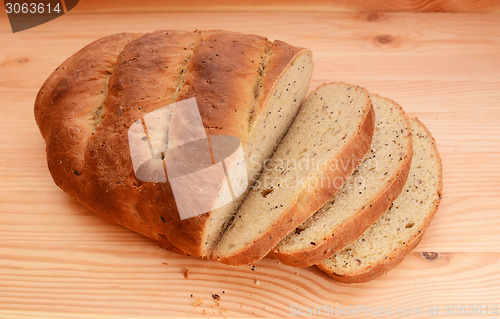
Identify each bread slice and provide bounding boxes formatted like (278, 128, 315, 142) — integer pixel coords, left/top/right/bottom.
(213, 82, 375, 265)
(34, 30, 313, 257)
(273, 95, 413, 267)
(318, 118, 443, 283)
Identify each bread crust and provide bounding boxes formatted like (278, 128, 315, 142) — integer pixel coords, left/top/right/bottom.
(34, 32, 147, 230)
(319, 228, 424, 283)
(216, 84, 376, 265)
(317, 118, 443, 283)
(273, 95, 413, 267)
(35, 30, 311, 257)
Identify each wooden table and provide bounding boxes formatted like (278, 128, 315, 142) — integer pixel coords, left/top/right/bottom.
(1, 6, 499, 318)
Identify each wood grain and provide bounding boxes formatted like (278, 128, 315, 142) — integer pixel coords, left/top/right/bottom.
(66, 0, 500, 13)
(0, 10, 500, 318)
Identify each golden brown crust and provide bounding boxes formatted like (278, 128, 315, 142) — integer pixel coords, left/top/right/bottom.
(35, 30, 309, 257)
(317, 118, 443, 283)
(83, 30, 203, 241)
(216, 86, 376, 265)
(163, 31, 268, 255)
(34, 32, 142, 221)
(161, 33, 309, 256)
(273, 96, 414, 267)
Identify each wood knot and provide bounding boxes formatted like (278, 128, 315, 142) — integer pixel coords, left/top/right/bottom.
(367, 13, 383, 21)
(375, 35, 393, 45)
(421, 251, 439, 260)
(17, 58, 29, 64)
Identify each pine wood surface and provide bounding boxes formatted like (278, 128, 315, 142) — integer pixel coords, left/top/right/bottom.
(64, 0, 500, 13)
(0, 8, 499, 318)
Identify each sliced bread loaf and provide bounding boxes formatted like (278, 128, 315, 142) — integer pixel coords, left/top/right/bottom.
(318, 118, 443, 283)
(34, 30, 313, 258)
(273, 95, 413, 267)
(213, 82, 375, 265)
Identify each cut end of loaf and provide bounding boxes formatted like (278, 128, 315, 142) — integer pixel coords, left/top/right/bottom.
(273, 94, 414, 267)
(213, 82, 375, 265)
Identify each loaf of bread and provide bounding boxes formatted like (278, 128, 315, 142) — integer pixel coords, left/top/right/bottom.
(273, 94, 413, 267)
(318, 118, 443, 283)
(35, 30, 443, 282)
(34, 30, 313, 257)
(213, 82, 375, 265)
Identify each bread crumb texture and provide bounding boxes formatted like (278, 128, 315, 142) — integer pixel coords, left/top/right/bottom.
(319, 118, 442, 279)
(276, 94, 412, 255)
(214, 82, 372, 262)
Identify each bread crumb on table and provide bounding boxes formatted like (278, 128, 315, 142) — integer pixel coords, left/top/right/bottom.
(193, 297, 203, 307)
(209, 295, 228, 314)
